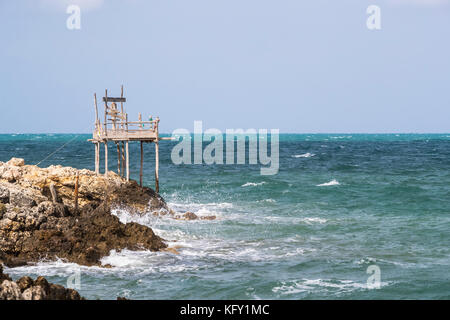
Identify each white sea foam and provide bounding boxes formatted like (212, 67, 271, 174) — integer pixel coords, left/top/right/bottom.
(317, 179, 340, 187)
(292, 153, 315, 158)
(301, 217, 327, 224)
(272, 278, 388, 295)
(241, 182, 266, 187)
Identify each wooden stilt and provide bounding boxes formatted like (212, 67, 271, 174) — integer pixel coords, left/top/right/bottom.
(155, 140, 159, 193)
(94, 143, 98, 174)
(116, 143, 121, 175)
(74, 172, 79, 212)
(121, 142, 125, 177)
(140, 141, 144, 187)
(126, 141, 129, 181)
(104, 142, 108, 176)
(97, 143, 100, 174)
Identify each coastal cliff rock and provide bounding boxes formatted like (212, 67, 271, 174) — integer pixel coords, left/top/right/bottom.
(0, 264, 83, 300)
(0, 158, 167, 267)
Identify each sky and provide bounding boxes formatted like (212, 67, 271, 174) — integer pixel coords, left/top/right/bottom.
(0, 0, 449, 133)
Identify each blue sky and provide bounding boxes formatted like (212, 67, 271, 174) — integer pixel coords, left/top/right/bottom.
(1, 0, 449, 133)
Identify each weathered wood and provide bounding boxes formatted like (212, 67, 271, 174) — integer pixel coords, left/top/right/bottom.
(126, 141, 130, 181)
(104, 89, 108, 134)
(94, 143, 99, 174)
(96, 142, 100, 174)
(140, 141, 144, 187)
(104, 142, 108, 176)
(74, 172, 79, 211)
(94, 93, 99, 126)
(49, 183, 58, 204)
(155, 118, 160, 193)
(155, 140, 159, 193)
(116, 143, 121, 175)
(121, 142, 125, 177)
(103, 97, 126, 103)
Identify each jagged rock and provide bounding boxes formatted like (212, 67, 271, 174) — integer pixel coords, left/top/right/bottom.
(7, 158, 25, 167)
(183, 212, 198, 220)
(0, 158, 167, 267)
(0, 266, 83, 300)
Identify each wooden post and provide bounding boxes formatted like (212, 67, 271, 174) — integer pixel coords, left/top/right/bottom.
(104, 89, 108, 135)
(94, 93, 99, 129)
(49, 183, 58, 204)
(104, 142, 108, 176)
(116, 143, 121, 175)
(74, 172, 79, 212)
(140, 141, 144, 187)
(121, 142, 125, 177)
(155, 118, 160, 193)
(126, 141, 129, 181)
(94, 143, 99, 174)
(96, 142, 100, 174)
(155, 140, 159, 193)
(120, 85, 124, 128)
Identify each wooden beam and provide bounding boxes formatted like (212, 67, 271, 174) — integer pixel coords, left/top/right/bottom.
(155, 118, 160, 193)
(116, 143, 121, 176)
(103, 97, 126, 103)
(104, 142, 108, 176)
(96, 142, 100, 174)
(121, 142, 125, 177)
(126, 141, 129, 181)
(104, 89, 108, 135)
(74, 172, 79, 212)
(140, 141, 143, 187)
(155, 140, 159, 193)
(94, 143, 99, 174)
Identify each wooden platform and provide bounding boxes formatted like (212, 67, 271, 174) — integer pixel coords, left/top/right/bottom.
(89, 86, 162, 192)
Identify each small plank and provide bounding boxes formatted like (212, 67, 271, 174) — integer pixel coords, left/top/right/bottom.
(103, 97, 126, 103)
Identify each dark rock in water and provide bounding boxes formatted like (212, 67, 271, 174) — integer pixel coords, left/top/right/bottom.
(183, 212, 198, 220)
(0, 265, 83, 300)
(0, 158, 167, 267)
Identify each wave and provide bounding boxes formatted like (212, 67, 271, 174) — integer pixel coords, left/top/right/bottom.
(292, 153, 315, 158)
(272, 278, 384, 295)
(317, 179, 340, 187)
(241, 182, 266, 187)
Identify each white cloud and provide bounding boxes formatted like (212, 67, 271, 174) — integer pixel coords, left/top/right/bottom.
(39, 0, 105, 12)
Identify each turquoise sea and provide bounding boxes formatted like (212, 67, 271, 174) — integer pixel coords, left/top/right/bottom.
(1, 133, 450, 299)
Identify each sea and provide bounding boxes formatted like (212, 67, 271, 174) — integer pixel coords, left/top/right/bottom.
(1, 133, 449, 299)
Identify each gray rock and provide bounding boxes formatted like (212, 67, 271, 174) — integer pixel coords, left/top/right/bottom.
(0, 280, 23, 300)
(9, 189, 37, 208)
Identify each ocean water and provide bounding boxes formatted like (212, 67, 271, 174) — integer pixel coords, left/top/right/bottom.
(1, 133, 450, 300)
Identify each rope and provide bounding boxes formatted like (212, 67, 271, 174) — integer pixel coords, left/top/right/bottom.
(35, 134, 84, 166)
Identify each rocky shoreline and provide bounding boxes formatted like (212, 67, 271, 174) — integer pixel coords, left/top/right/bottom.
(0, 157, 217, 300)
(0, 264, 83, 300)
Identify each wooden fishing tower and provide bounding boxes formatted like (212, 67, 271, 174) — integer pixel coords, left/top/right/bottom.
(89, 86, 165, 193)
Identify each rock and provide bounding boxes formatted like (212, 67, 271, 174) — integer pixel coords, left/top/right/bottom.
(183, 212, 198, 220)
(0, 280, 22, 300)
(9, 189, 37, 208)
(16, 276, 34, 291)
(200, 215, 216, 220)
(0, 185, 9, 203)
(0, 159, 168, 268)
(162, 247, 180, 254)
(6, 158, 25, 167)
(0, 265, 83, 300)
(0, 204, 6, 218)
